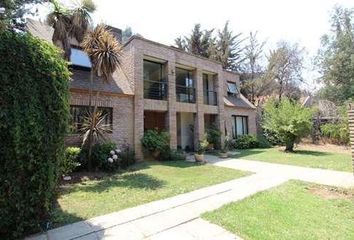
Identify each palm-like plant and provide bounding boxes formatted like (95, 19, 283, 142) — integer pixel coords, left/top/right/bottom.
(69, 0, 96, 42)
(81, 110, 112, 147)
(81, 24, 122, 170)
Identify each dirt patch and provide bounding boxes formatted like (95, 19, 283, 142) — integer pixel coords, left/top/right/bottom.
(307, 185, 354, 200)
(298, 141, 350, 155)
(59, 171, 112, 185)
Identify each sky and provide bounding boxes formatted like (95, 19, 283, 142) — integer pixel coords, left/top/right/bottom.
(38, 0, 354, 92)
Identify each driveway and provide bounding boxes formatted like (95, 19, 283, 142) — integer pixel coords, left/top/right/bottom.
(27, 155, 353, 240)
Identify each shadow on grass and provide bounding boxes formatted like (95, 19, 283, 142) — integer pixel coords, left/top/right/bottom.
(292, 150, 331, 156)
(229, 148, 331, 159)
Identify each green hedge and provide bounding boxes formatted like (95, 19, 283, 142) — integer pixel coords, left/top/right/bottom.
(0, 31, 70, 239)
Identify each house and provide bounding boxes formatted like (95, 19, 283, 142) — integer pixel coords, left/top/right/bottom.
(27, 19, 257, 160)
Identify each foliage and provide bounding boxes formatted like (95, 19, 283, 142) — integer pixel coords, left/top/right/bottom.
(206, 124, 221, 149)
(233, 135, 259, 149)
(196, 137, 209, 154)
(262, 98, 313, 151)
(175, 21, 245, 71)
(118, 142, 136, 169)
(0, 30, 70, 238)
(159, 148, 186, 161)
(316, 6, 354, 104)
(221, 137, 232, 153)
(0, 0, 46, 31)
(264, 41, 305, 101)
(321, 107, 350, 146)
(61, 147, 81, 176)
(141, 130, 170, 153)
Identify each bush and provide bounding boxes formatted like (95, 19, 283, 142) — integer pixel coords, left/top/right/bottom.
(234, 135, 259, 149)
(0, 31, 70, 238)
(321, 122, 349, 145)
(206, 124, 221, 149)
(262, 98, 313, 151)
(61, 147, 81, 176)
(141, 130, 170, 153)
(119, 143, 136, 169)
(159, 148, 186, 161)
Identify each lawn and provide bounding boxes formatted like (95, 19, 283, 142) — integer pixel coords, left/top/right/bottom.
(231, 147, 352, 172)
(203, 181, 354, 240)
(52, 160, 248, 227)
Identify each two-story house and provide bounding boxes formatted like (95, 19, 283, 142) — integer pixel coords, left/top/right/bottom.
(27, 19, 256, 160)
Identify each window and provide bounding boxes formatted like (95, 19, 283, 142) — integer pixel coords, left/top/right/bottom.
(143, 60, 167, 100)
(232, 115, 248, 137)
(227, 82, 238, 95)
(176, 68, 195, 103)
(70, 47, 91, 68)
(70, 105, 113, 133)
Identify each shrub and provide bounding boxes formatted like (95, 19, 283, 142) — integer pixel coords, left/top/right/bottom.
(262, 98, 313, 151)
(321, 122, 349, 145)
(61, 147, 81, 176)
(234, 135, 259, 149)
(196, 137, 209, 154)
(119, 143, 136, 169)
(141, 130, 170, 153)
(0, 31, 70, 238)
(206, 124, 221, 149)
(159, 148, 186, 161)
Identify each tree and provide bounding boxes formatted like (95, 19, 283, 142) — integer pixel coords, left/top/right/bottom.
(262, 98, 313, 151)
(81, 24, 122, 170)
(316, 5, 354, 104)
(240, 32, 267, 103)
(264, 41, 305, 101)
(122, 26, 132, 43)
(0, 30, 70, 239)
(46, 0, 96, 59)
(175, 23, 214, 58)
(0, 0, 46, 31)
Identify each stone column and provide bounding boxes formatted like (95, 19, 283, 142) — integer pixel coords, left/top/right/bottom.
(216, 70, 225, 148)
(133, 53, 144, 160)
(167, 61, 177, 149)
(348, 104, 354, 175)
(194, 68, 205, 148)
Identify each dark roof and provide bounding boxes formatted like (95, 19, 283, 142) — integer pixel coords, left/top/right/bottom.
(224, 95, 256, 109)
(70, 68, 133, 95)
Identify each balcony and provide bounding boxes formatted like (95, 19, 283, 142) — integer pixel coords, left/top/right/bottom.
(204, 90, 218, 106)
(176, 85, 196, 103)
(144, 80, 168, 100)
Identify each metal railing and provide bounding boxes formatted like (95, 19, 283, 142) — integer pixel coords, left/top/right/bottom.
(176, 85, 196, 103)
(144, 80, 168, 100)
(204, 90, 218, 106)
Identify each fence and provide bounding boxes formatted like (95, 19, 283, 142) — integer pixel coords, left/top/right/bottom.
(348, 104, 354, 174)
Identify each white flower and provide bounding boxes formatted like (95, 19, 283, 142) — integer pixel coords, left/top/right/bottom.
(107, 158, 113, 163)
(112, 154, 118, 160)
(110, 150, 115, 155)
(115, 149, 121, 153)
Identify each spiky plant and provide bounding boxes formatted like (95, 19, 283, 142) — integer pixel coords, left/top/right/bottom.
(81, 110, 112, 147)
(69, 0, 96, 42)
(81, 24, 122, 170)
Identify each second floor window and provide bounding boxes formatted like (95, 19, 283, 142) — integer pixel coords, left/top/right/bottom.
(70, 47, 91, 69)
(227, 82, 238, 96)
(143, 60, 167, 100)
(176, 68, 195, 103)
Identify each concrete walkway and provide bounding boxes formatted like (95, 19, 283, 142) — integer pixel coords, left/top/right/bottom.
(27, 156, 353, 240)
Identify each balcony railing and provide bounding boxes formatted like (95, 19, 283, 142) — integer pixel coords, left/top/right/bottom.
(176, 85, 196, 103)
(204, 90, 218, 106)
(144, 80, 168, 100)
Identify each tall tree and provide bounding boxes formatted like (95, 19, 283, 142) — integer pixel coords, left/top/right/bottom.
(240, 32, 267, 103)
(316, 5, 354, 104)
(265, 41, 305, 101)
(213, 21, 245, 71)
(0, 0, 46, 31)
(81, 24, 122, 170)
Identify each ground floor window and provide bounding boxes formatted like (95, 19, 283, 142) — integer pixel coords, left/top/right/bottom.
(70, 105, 113, 133)
(232, 115, 248, 137)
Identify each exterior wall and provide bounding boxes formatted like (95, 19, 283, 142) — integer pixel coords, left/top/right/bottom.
(69, 91, 134, 148)
(224, 106, 257, 138)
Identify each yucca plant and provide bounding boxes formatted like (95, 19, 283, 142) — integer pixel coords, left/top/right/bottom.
(81, 24, 122, 170)
(81, 110, 112, 147)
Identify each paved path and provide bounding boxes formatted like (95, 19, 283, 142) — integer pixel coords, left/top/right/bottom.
(27, 156, 353, 240)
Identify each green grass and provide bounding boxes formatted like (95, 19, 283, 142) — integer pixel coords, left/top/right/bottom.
(232, 147, 352, 172)
(53, 161, 248, 226)
(203, 181, 354, 240)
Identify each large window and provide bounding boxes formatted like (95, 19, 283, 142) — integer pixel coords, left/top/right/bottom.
(227, 82, 239, 96)
(70, 105, 113, 133)
(232, 115, 248, 137)
(143, 60, 167, 100)
(176, 68, 195, 103)
(70, 47, 91, 69)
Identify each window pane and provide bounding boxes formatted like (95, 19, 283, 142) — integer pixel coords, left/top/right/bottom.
(70, 48, 91, 68)
(143, 60, 164, 82)
(236, 117, 243, 136)
(227, 82, 238, 94)
(176, 68, 193, 87)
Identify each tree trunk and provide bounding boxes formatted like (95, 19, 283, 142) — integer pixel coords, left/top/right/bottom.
(285, 138, 295, 152)
(87, 70, 94, 171)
